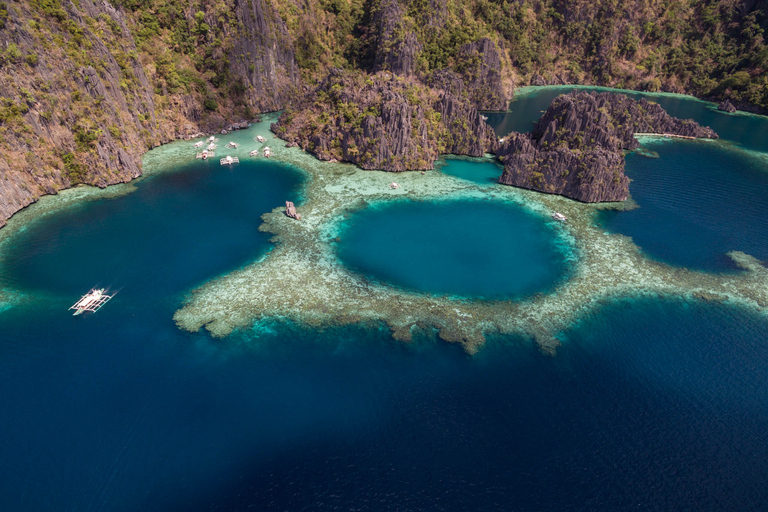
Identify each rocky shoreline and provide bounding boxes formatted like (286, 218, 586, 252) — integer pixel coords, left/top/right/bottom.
(271, 70, 496, 171)
(496, 91, 718, 202)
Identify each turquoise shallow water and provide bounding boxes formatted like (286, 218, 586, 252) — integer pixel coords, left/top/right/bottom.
(436, 156, 504, 185)
(0, 92, 767, 510)
(336, 198, 569, 298)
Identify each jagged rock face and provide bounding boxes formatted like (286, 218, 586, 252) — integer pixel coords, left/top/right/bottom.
(718, 99, 738, 113)
(271, 70, 496, 171)
(457, 38, 506, 111)
(498, 133, 628, 202)
(228, 0, 300, 111)
(429, 38, 506, 111)
(497, 91, 718, 202)
(532, 92, 718, 153)
(436, 93, 498, 156)
(372, 0, 421, 76)
(0, 0, 299, 227)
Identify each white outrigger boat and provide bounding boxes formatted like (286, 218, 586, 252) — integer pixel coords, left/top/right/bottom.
(220, 155, 239, 165)
(255, 135, 266, 143)
(226, 141, 238, 149)
(194, 141, 204, 148)
(552, 212, 568, 222)
(196, 149, 214, 159)
(249, 149, 259, 156)
(263, 147, 271, 157)
(70, 288, 113, 315)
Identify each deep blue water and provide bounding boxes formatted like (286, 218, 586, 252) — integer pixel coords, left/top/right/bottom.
(336, 199, 569, 298)
(600, 142, 768, 270)
(0, 97, 767, 511)
(437, 157, 504, 185)
(486, 86, 768, 271)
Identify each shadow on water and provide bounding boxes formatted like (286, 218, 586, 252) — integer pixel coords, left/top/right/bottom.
(0, 95, 767, 511)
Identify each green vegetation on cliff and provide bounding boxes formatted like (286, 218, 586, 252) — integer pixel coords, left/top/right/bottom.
(0, 0, 765, 225)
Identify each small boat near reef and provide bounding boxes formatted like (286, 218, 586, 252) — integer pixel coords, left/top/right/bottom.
(552, 212, 568, 222)
(226, 142, 238, 149)
(194, 141, 203, 148)
(249, 149, 259, 156)
(255, 135, 266, 143)
(70, 288, 113, 315)
(220, 155, 239, 165)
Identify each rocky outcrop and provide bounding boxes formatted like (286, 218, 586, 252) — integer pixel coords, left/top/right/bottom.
(228, 0, 301, 112)
(372, 0, 421, 76)
(429, 38, 507, 111)
(498, 133, 628, 202)
(271, 70, 496, 171)
(285, 201, 301, 220)
(497, 91, 718, 202)
(718, 99, 738, 113)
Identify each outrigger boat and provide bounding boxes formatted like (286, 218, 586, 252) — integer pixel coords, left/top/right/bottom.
(226, 141, 238, 149)
(70, 288, 113, 316)
(220, 155, 239, 165)
(194, 141, 204, 148)
(249, 149, 259, 156)
(263, 147, 271, 157)
(255, 135, 266, 143)
(552, 212, 568, 222)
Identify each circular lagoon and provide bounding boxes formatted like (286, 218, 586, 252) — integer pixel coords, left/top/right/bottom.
(336, 199, 570, 299)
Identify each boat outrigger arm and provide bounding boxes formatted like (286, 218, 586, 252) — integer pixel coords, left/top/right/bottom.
(69, 289, 113, 315)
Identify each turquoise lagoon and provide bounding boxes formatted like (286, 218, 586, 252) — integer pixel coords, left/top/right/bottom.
(336, 198, 569, 299)
(0, 91, 767, 511)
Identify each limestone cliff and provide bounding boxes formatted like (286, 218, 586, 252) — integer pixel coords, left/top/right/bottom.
(0, 0, 298, 227)
(497, 92, 718, 202)
(428, 38, 508, 111)
(271, 70, 496, 171)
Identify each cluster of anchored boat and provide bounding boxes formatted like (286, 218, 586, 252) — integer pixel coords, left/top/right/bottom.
(193, 135, 271, 165)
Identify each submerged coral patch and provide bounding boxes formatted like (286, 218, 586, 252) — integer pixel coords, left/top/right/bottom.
(173, 120, 768, 355)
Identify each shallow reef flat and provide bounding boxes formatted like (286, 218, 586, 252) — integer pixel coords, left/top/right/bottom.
(174, 120, 768, 354)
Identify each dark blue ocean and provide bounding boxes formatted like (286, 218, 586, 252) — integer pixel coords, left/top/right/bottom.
(1, 91, 767, 511)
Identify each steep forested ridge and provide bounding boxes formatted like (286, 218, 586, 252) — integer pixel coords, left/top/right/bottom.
(0, 0, 765, 223)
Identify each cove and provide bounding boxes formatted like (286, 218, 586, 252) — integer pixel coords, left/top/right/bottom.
(436, 156, 504, 185)
(336, 198, 569, 299)
(0, 156, 304, 301)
